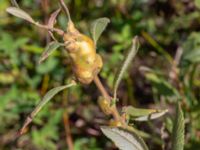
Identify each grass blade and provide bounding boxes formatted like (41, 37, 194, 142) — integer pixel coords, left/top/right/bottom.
(113, 36, 139, 100)
(141, 31, 173, 63)
(172, 103, 185, 150)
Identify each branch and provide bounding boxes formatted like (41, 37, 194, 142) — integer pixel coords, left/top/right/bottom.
(94, 76, 125, 124)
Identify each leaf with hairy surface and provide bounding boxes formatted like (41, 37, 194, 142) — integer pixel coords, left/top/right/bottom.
(101, 126, 148, 150)
(172, 103, 185, 150)
(6, 7, 35, 23)
(113, 37, 139, 100)
(39, 41, 64, 64)
(91, 17, 110, 45)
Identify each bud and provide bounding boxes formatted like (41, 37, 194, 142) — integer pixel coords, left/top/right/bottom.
(98, 97, 111, 115)
(109, 120, 122, 127)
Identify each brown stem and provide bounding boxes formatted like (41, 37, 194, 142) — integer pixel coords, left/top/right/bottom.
(62, 90, 74, 150)
(19, 116, 32, 135)
(93, 76, 110, 101)
(59, 0, 72, 22)
(93, 76, 124, 123)
(63, 111, 74, 150)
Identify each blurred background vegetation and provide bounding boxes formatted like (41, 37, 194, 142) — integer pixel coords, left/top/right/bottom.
(0, 0, 200, 149)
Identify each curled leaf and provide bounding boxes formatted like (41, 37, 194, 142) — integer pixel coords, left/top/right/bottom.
(91, 17, 110, 45)
(123, 106, 168, 121)
(48, 8, 61, 28)
(101, 126, 149, 150)
(39, 41, 64, 64)
(134, 109, 168, 121)
(113, 37, 139, 100)
(47, 8, 61, 41)
(6, 7, 35, 23)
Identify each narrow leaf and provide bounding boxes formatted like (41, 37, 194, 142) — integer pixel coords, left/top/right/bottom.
(134, 109, 168, 121)
(6, 7, 35, 23)
(172, 103, 185, 150)
(113, 37, 139, 100)
(31, 81, 76, 118)
(20, 81, 76, 134)
(123, 106, 157, 117)
(101, 126, 148, 150)
(91, 17, 110, 45)
(39, 41, 63, 64)
(48, 8, 61, 28)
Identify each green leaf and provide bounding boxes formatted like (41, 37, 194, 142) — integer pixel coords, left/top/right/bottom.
(183, 48, 200, 63)
(181, 32, 200, 65)
(134, 109, 168, 121)
(39, 41, 63, 64)
(30, 81, 76, 119)
(195, 0, 200, 9)
(145, 73, 180, 98)
(172, 103, 185, 150)
(6, 7, 35, 23)
(91, 17, 110, 45)
(37, 57, 58, 74)
(113, 36, 139, 100)
(101, 126, 149, 150)
(123, 106, 168, 121)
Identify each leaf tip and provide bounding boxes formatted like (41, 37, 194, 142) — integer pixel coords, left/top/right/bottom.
(6, 7, 13, 13)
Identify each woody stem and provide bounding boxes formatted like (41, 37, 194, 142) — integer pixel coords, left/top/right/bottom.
(94, 76, 125, 124)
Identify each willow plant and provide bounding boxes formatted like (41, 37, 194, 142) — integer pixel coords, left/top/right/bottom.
(6, 0, 184, 150)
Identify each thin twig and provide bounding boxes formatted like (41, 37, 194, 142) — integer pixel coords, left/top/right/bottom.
(63, 111, 74, 150)
(34, 22, 64, 35)
(59, 0, 72, 22)
(62, 90, 74, 150)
